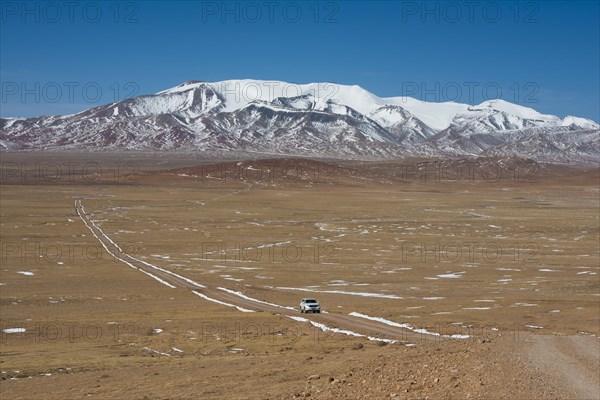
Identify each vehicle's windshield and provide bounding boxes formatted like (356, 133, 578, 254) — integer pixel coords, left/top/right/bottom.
(305, 300, 317, 303)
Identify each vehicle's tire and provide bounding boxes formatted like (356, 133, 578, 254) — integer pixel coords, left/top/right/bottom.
(300, 309, 304, 313)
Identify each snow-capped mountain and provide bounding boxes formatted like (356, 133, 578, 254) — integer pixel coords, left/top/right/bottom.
(1, 79, 598, 163)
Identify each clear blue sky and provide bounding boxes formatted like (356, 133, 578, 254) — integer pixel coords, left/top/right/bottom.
(1, 0, 598, 121)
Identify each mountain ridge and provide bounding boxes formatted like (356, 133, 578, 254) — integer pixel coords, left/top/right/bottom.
(1, 79, 598, 164)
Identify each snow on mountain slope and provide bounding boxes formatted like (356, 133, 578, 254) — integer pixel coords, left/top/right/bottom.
(474, 99, 559, 122)
(110, 84, 225, 118)
(161, 80, 374, 114)
(151, 79, 600, 132)
(1, 79, 598, 163)
(272, 94, 317, 110)
(162, 80, 470, 131)
(560, 115, 600, 130)
(451, 108, 545, 133)
(367, 105, 437, 142)
(382, 97, 471, 131)
(448, 100, 599, 134)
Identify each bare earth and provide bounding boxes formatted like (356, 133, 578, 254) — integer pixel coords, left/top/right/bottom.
(0, 153, 598, 399)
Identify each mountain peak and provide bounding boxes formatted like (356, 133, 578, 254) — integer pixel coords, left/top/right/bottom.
(177, 80, 205, 87)
(474, 99, 557, 121)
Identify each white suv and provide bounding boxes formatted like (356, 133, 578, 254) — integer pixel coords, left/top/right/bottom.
(300, 298, 320, 313)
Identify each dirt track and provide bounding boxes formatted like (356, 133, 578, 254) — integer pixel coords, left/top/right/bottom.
(75, 198, 422, 344)
(527, 335, 600, 399)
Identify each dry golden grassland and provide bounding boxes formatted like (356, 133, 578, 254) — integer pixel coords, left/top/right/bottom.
(0, 153, 598, 399)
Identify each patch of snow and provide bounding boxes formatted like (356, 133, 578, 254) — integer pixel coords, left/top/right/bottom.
(349, 312, 470, 339)
(3, 328, 26, 333)
(436, 272, 464, 279)
(524, 325, 543, 329)
(512, 303, 538, 307)
(192, 290, 254, 313)
(286, 315, 397, 344)
(217, 287, 295, 310)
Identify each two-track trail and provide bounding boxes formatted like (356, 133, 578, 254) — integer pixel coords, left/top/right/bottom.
(75, 199, 422, 344)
